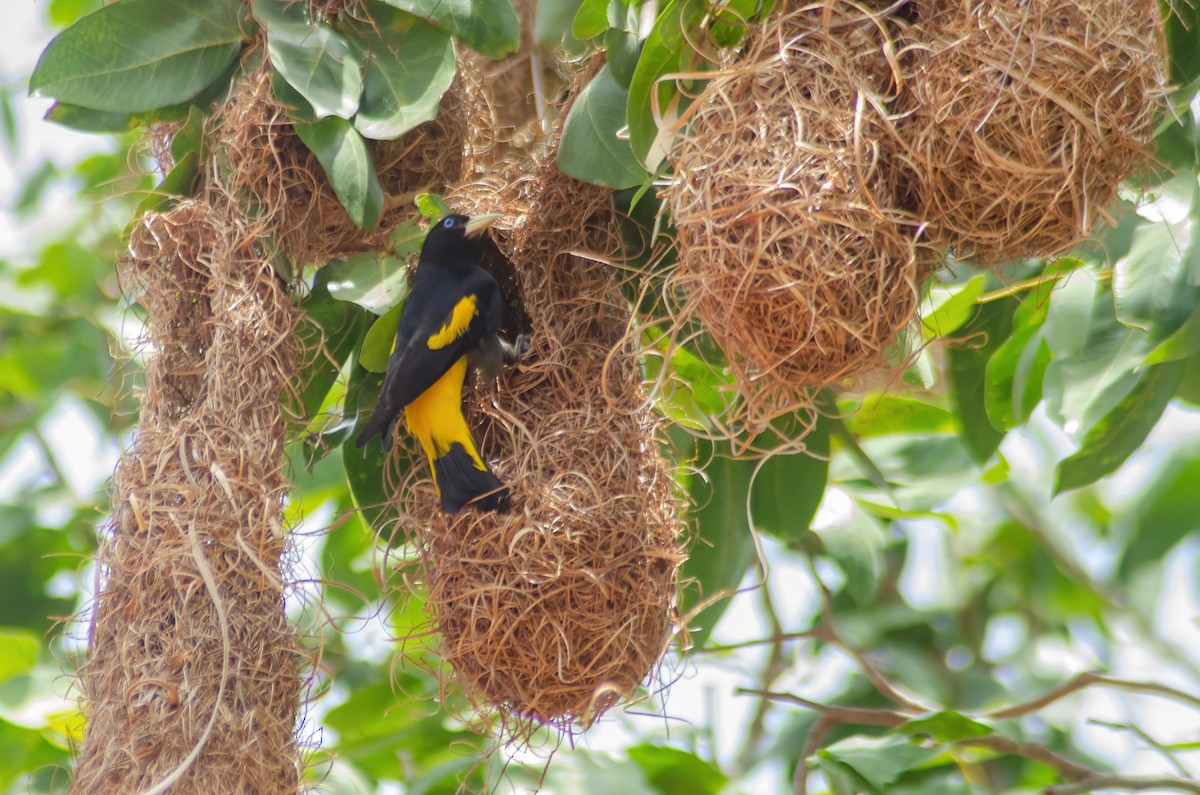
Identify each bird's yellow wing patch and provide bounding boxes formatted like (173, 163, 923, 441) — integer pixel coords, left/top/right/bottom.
(427, 294, 478, 350)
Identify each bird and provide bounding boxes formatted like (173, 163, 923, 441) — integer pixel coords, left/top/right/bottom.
(354, 212, 527, 514)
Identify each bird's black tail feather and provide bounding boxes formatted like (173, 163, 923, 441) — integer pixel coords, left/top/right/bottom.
(432, 443, 511, 514)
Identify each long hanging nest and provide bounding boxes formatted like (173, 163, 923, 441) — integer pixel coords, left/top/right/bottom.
(666, 2, 933, 437)
(385, 80, 686, 733)
(902, 0, 1165, 264)
(72, 197, 303, 793)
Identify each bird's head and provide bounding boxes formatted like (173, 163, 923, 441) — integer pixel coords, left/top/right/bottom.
(419, 213, 499, 267)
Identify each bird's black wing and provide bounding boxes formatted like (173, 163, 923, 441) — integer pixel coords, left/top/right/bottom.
(355, 266, 501, 447)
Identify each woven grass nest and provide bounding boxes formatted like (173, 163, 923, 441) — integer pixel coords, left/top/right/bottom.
(386, 139, 685, 732)
(201, 49, 485, 267)
(667, 2, 933, 434)
(903, 0, 1165, 263)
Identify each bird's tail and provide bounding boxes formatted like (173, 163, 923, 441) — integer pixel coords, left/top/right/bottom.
(430, 443, 511, 514)
(404, 358, 510, 514)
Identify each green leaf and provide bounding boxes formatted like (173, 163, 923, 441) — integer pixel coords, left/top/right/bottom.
(297, 271, 374, 423)
(377, 0, 520, 59)
(709, 0, 760, 47)
(811, 501, 886, 604)
(749, 418, 830, 543)
(895, 711, 993, 743)
(415, 192, 452, 220)
(535, 0, 591, 55)
(984, 299, 1051, 430)
(345, 3, 456, 141)
(1054, 360, 1185, 494)
(673, 431, 757, 650)
(293, 116, 384, 229)
(946, 299, 1016, 463)
(44, 102, 135, 133)
(30, 0, 244, 114)
(1117, 446, 1200, 578)
(627, 0, 704, 172)
(605, 26, 643, 89)
(255, 0, 363, 120)
(1145, 307, 1200, 365)
(816, 736, 939, 794)
(572, 0, 609, 40)
(1163, 0, 1200, 85)
(843, 395, 955, 439)
(324, 251, 409, 313)
(360, 302, 404, 373)
(171, 105, 209, 164)
(558, 64, 646, 189)
(922, 274, 986, 340)
(627, 745, 727, 795)
(1112, 181, 1200, 338)
(344, 366, 397, 534)
(134, 150, 200, 215)
(0, 630, 39, 683)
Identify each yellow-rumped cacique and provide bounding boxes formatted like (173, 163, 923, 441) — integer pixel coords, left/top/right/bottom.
(355, 213, 527, 514)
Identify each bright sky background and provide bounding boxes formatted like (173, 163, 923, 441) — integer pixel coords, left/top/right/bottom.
(3, 6, 1200, 795)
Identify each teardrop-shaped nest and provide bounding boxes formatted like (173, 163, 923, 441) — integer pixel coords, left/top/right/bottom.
(387, 136, 686, 734)
(901, 0, 1165, 263)
(666, 3, 934, 438)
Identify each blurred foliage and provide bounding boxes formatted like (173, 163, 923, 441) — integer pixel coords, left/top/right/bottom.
(7, 0, 1200, 793)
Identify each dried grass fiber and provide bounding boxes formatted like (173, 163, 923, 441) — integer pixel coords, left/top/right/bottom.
(385, 87, 685, 731)
(668, 2, 932, 435)
(903, 0, 1165, 263)
(71, 199, 302, 794)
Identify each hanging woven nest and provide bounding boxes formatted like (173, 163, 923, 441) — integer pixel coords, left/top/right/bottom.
(384, 120, 685, 732)
(902, 0, 1165, 264)
(667, 2, 933, 435)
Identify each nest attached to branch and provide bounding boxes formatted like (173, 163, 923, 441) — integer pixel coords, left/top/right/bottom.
(205, 54, 476, 267)
(386, 131, 685, 733)
(73, 199, 303, 794)
(903, 0, 1165, 264)
(667, 3, 932, 435)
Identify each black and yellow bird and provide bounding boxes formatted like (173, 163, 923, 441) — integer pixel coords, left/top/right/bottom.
(355, 213, 525, 514)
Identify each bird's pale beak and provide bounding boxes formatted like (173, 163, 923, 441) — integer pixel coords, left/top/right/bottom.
(464, 213, 500, 239)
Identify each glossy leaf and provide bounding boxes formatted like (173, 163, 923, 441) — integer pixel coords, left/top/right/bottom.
(749, 419, 830, 543)
(344, 366, 395, 534)
(345, 2, 456, 141)
(44, 102, 134, 133)
(627, 0, 704, 172)
(1054, 360, 1185, 494)
(1145, 306, 1200, 364)
(377, 0, 520, 59)
(946, 299, 1016, 463)
(844, 395, 955, 439)
(627, 745, 727, 795)
(572, 0, 610, 40)
(255, 0, 363, 120)
(324, 251, 409, 313)
(815, 736, 939, 794)
(985, 299, 1052, 430)
(922, 274, 986, 340)
(896, 711, 993, 743)
(811, 501, 886, 604)
(293, 116, 384, 229)
(673, 431, 757, 650)
(134, 150, 199, 216)
(1117, 446, 1200, 577)
(559, 64, 645, 189)
(297, 271, 374, 423)
(30, 0, 244, 114)
(360, 302, 404, 373)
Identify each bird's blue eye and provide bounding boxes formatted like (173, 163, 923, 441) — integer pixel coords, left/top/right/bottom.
(442, 217, 454, 228)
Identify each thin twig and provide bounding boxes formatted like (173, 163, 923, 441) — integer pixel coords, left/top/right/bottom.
(987, 671, 1200, 720)
(1045, 775, 1200, 795)
(733, 584, 792, 774)
(793, 714, 835, 795)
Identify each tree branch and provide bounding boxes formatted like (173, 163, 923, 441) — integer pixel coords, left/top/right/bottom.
(1044, 775, 1200, 795)
(986, 671, 1200, 719)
